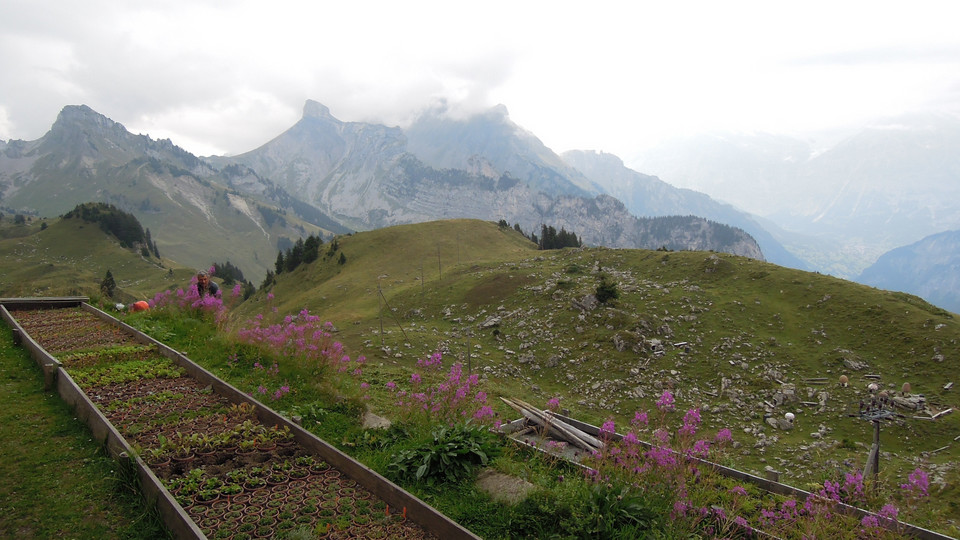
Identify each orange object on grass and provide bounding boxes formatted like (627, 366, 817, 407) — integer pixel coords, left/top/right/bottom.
(130, 300, 150, 312)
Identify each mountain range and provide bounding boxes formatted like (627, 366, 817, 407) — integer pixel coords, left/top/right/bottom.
(1, 102, 762, 282)
(205, 101, 762, 258)
(3, 101, 959, 314)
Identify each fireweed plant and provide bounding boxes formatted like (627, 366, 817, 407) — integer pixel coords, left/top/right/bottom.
(149, 265, 228, 326)
(578, 389, 932, 539)
(234, 308, 370, 404)
(382, 352, 495, 426)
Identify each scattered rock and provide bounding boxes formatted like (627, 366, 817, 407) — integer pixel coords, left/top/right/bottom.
(362, 411, 392, 430)
(475, 468, 535, 505)
(479, 316, 501, 329)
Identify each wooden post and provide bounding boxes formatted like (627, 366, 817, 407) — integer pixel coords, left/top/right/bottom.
(864, 420, 881, 490)
(377, 278, 384, 347)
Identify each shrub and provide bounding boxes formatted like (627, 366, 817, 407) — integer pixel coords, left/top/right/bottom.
(387, 422, 498, 486)
(596, 274, 618, 304)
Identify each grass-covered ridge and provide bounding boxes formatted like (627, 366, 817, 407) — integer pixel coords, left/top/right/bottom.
(3, 217, 960, 536)
(230, 219, 959, 527)
(0, 212, 193, 302)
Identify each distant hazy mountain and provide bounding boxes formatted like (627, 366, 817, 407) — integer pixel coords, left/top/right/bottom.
(0, 105, 335, 280)
(208, 100, 762, 258)
(631, 113, 960, 278)
(560, 150, 807, 270)
(858, 229, 960, 314)
(404, 103, 602, 197)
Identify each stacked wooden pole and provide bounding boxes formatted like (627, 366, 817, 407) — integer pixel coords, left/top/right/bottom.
(500, 397, 604, 452)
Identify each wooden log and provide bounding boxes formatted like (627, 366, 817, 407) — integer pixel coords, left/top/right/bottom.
(932, 408, 953, 419)
(511, 398, 606, 450)
(500, 398, 601, 452)
(514, 398, 603, 452)
(501, 398, 592, 450)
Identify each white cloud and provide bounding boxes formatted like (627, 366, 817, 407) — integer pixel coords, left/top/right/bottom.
(2, 0, 960, 156)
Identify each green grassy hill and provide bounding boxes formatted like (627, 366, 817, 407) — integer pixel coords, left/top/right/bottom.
(238, 219, 960, 517)
(0, 214, 193, 302)
(3, 215, 959, 523)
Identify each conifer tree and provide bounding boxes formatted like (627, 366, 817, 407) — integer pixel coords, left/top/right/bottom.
(286, 238, 304, 272)
(100, 270, 117, 298)
(303, 234, 320, 264)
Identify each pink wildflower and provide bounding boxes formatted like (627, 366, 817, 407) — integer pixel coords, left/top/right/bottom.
(656, 390, 675, 412)
(600, 419, 616, 438)
(546, 397, 561, 411)
(901, 468, 929, 497)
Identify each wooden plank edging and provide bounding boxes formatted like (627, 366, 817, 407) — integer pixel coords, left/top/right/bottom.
(78, 301, 480, 539)
(55, 367, 205, 539)
(504, 413, 953, 540)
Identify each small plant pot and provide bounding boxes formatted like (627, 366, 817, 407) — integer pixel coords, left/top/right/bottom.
(310, 462, 331, 474)
(194, 491, 220, 505)
(261, 507, 280, 519)
(148, 456, 172, 468)
(240, 513, 260, 524)
(266, 474, 288, 486)
(173, 452, 197, 463)
(244, 479, 267, 491)
(295, 514, 315, 526)
(224, 509, 243, 522)
(318, 508, 335, 519)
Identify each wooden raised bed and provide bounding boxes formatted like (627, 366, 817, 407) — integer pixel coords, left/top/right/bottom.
(1, 298, 478, 540)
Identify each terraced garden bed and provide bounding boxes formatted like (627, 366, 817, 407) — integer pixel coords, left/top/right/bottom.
(3, 301, 472, 540)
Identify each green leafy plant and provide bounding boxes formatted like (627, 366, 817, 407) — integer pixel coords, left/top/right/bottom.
(387, 422, 497, 486)
(586, 482, 661, 537)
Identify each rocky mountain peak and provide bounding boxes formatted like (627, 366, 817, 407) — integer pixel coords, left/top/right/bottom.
(52, 104, 123, 134)
(302, 100, 333, 120)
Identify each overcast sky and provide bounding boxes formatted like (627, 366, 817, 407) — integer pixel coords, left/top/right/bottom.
(2, 0, 959, 159)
